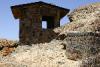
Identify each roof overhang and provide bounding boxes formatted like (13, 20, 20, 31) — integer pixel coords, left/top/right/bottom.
(11, 1, 70, 19)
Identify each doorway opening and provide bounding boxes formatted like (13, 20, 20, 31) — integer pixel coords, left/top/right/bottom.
(42, 21, 47, 29)
(42, 16, 55, 29)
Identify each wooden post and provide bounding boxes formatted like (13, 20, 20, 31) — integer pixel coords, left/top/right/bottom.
(54, 10, 60, 28)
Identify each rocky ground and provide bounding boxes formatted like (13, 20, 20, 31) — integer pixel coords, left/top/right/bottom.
(0, 39, 18, 56)
(0, 40, 81, 67)
(0, 2, 100, 67)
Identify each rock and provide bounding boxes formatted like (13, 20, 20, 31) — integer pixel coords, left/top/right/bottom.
(0, 2, 100, 67)
(81, 54, 100, 67)
(1, 47, 15, 56)
(0, 39, 18, 56)
(63, 32, 100, 60)
(0, 62, 27, 67)
(0, 39, 17, 47)
(68, 2, 100, 21)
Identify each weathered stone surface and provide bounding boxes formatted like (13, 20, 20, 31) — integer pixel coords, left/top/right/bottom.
(68, 2, 100, 21)
(62, 32, 100, 60)
(0, 2, 99, 67)
(0, 39, 18, 56)
(81, 54, 100, 67)
(11, 1, 69, 45)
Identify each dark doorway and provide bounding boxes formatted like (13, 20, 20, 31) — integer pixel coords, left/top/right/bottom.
(42, 16, 54, 29)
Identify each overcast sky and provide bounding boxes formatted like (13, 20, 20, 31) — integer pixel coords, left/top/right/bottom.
(0, 0, 100, 40)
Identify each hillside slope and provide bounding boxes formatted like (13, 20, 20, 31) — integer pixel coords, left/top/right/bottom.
(0, 2, 100, 67)
(54, 2, 100, 34)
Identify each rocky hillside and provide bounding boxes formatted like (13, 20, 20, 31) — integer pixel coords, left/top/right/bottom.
(54, 2, 100, 34)
(0, 2, 100, 67)
(68, 2, 100, 21)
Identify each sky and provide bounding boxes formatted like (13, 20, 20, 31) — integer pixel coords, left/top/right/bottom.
(0, 0, 100, 40)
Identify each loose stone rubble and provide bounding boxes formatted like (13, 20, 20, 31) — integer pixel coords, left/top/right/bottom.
(0, 2, 100, 67)
(0, 39, 18, 56)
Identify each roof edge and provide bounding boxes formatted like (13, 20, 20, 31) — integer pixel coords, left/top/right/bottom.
(11, 1, 70, 11)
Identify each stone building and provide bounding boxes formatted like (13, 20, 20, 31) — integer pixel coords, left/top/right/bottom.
(11, 1, 69, 44)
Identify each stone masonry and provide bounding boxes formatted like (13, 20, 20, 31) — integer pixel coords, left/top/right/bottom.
(11, 1, 69, 44)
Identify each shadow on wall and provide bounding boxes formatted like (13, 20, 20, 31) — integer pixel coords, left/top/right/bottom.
(20, 29, 59, 45)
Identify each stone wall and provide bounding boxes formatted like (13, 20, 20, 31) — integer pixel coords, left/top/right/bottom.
(59, 32, 100, 60)
(18, 6, 61, 45)
(19, 16, 59, 45)
(19, 17, 58, 45)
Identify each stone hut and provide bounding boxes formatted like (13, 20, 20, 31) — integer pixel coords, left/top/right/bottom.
(11, 1, 69, 44)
